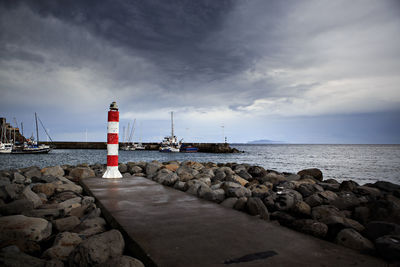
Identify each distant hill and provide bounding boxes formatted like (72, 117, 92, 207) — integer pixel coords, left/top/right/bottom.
(247, 139, 285, 144)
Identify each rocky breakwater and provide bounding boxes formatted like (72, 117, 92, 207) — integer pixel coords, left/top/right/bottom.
(0, 165, 144, 267)
(115, 160, 400, 263)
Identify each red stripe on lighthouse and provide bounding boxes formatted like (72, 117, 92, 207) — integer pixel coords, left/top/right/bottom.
(107, 155, 119, 166)
(107, 133, 119, 144)
(108, 111, 119, 122)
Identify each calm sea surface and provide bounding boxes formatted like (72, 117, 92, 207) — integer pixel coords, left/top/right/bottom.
(0, 144, 399, 185)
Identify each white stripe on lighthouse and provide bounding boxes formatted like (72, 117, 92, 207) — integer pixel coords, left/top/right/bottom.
(107, 144, 119, 155)
(107, 122, 119, 134)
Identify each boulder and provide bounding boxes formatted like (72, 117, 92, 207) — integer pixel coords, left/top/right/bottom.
(43, 232, 83, 261)
(339, 180, 359, 192)
(20, 186, 42, 208)
(0, 199, 34, 215)
(118, 163, 128, 173)
(32, 183, 56, 197)
(197, 184, 213, 199)
(96, 256, 145, 267)
(12, 172, 27, 184)
(58, 197, 82, 214)
(335, 228, 374, 252)
(247, 166, 267, 178)
(24, 167, 42, 180)
(173, 181, 186, 191)
(22, 208, 61, 219)
(69, 229, 124, 266)
(250, 184, 272, 199)
(225, 185, 251, 198)
(353, 206, 370, 225)
(304, 193, 324, 207)
(70, 167, 96, 179)
(55, 183, 83, 194)
(220, 197, 238, 209)
(236, 170, 252, 180)
(225, 174, 248, 187)
(233, 197, 248, 211)
(129, 165, 143, 174)
(375, 235, 400, 261)
(3, 184, 24, 200)
(153, 169, 178, 186)
(275, 189, 303, 211)
(246, 197, 269, 220)
(54, 216, 81, 232)
(292, 219, 328, 238)
(202, 188, 225, 203)
(0, 176, 10, 186)
(296, 183, 324, 198)
(317, 182, 340, 192)
(42, 166, 64, 177)
(331, 191, 361, 210)
(270, 211, 295, 227)
(297, 168, 323, 181)
(182, 161, 204, 170)
(318, 190, 338, 204)
(73, 217, 106, 234)
(312, 205, 343, 221)
(0, 251, 47, 267)
(164, 163, 179, 172)
(145, 162, 162, 178)
(0, 215, 52, 242)
(259, 172, 287, 185)
(371, 181, 400, 193)
(291, 201, 311, 217)
(186, 181, 207, 196)
(365, 221, 400, 241)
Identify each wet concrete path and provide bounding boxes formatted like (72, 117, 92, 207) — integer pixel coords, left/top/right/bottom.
(81, 177, 385, 267)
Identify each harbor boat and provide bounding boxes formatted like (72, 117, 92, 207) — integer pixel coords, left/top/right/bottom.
(0, 142, 13, 153)
(180, 144, 198, 153)
(0, 123, 13, 153)
(134, 142, 146, 150)
(11, 113, 52, 154)
(159, 112, 181, 152)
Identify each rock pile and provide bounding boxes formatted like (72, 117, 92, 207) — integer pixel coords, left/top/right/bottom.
(2, 160, 400, 264)
(117, 160, 400, 262)
(0, 165, 144, 267)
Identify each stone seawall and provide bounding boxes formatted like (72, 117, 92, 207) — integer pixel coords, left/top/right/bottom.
(40, 142, 239, 153)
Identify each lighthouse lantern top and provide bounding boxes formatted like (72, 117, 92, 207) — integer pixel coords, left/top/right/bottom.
(110, 101, 118, 111)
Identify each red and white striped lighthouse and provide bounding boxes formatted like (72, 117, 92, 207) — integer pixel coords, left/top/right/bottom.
(103, 101, 122, 179)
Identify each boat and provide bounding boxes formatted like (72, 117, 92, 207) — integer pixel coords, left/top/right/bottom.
(180, 144, 198, 153)
(0, 123, 13, 153)
(11, 113, 52, 154)
(0, 142, 13, 153)
(159, 112, 181, 152)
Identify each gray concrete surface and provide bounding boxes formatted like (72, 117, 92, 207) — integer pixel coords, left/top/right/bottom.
(81, 177, 386, 267)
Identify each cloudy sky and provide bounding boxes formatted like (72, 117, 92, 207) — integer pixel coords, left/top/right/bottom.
(1, 0, 399, 143)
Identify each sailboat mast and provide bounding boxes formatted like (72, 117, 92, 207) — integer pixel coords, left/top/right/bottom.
(171, 111, 174, 138)
(35, 112, 39, 145)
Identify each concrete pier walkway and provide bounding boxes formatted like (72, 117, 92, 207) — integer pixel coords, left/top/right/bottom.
(81, 177, 385, 267)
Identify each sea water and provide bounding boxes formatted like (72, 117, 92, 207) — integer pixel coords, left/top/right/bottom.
(0, 144, 399, 185)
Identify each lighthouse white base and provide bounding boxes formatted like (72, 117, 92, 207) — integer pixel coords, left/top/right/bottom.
(102, 166, 123, 179)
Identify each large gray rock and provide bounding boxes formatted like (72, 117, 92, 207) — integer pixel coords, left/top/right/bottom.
(0, 199, 34, 215)
(32, 183, 56, 197)
(0, 215, 52, 242)
(296, 183, 324, 198)
(331, 191, 360, 210)
(246, 197, 269, 220)
(43, 232, 83, 261)
(42, 166, 65, 177)
(55, 183, 83, 194)
(275, 189, 303, 211)
(54, 216, 81, 232)
(73, 217, 106, 234)
(297, 168, 323, 181)
(58, 197, 82, 213)
(12, 172, 27, 184)
(70, 167, 95, 179)
(375, 235, 400, 261)
(304, 193, 324, 207)
(24, 167, 42, 180)
(223, 182, 251, 198)
(220, 197, 238, 209)
(292, 219, 328, 238)
(96, 256, 145, 267)
(0, 251, 47, 267)
(145, 162, 162, 178)
(270, 211, 296, 227)
(20, 186, 42, 208)
(3, 184, 24, 200)
(22, 208, 61, 219)
(335, 228, 374, 252)
(202, 188, 225, 203)
(365, 221, 400, 241)
(291, 201, 311, 217)
(69, 229, 124, 266)
(153, 169, 178, 186)
(249, 184, 271, 199)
